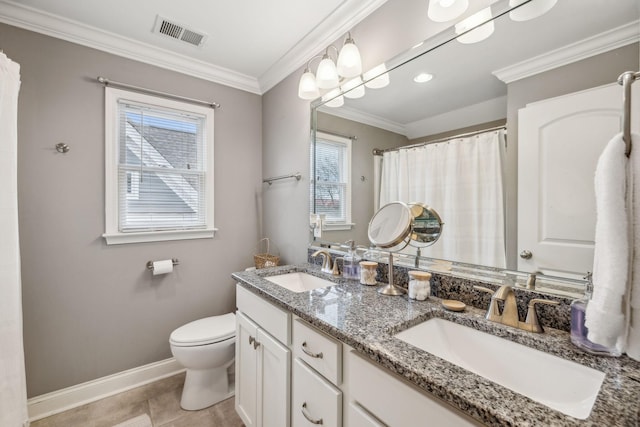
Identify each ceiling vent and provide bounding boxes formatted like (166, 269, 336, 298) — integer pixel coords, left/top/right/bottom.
(153, 16, 208, 47)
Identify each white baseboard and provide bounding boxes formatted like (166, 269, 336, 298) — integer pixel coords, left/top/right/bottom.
(27, 358, 184, 422)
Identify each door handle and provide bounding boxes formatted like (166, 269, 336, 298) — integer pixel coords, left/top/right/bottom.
(301, 341, 323, 359)
(520, 250, 533, 259)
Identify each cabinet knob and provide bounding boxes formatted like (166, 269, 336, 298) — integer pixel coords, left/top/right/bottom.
(301, 402, 323, 425)
(301, 341, 323, 359)
(520, 250, 533, 259)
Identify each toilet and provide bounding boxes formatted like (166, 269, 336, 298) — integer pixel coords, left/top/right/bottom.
(169, 313, 236, 410)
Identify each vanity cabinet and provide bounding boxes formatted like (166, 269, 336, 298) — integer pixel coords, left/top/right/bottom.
(235, 286, 291, 427)
(292, 358, 342, 427)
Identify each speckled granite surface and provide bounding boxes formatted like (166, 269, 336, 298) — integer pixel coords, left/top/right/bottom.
(232, 264, 640, 427)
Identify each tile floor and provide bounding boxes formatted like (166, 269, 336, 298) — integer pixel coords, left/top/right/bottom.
(30, 372, 245, 427)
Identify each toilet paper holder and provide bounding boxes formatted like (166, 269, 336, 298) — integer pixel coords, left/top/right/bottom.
(146, 258, 180, 271)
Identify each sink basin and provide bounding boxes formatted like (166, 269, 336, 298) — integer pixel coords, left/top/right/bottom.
(394, 318, 605, 419)
(264, 272, 336, 293)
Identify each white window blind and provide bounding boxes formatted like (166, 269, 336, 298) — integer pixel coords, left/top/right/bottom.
(311, 132, 352, 228)
(104, 87, 215, 244)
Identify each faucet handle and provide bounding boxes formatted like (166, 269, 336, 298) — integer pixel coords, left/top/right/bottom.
(522, 298, 559, 333)
(332, 257, 343, 276)
(474, 285, 495, 295)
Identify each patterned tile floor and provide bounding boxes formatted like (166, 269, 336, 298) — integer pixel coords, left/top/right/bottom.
(30, 373, 244, 427)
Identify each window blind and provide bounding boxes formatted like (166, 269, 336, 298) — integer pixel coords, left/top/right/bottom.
(117, 100, 207, 232)
(313, 136, 350, 223)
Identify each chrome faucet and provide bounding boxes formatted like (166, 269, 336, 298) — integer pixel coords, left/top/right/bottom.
(311, 249, 333, 274)
(474, 285, 559, 333)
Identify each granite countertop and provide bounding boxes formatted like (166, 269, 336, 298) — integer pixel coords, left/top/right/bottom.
(232, 264, 640, 427)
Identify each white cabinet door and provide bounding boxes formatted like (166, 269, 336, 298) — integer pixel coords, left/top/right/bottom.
(236, 311, 259, 427)
(258, 328, 291, 427)
(292, 359, 342, 427)
(517, 83, 640, 277)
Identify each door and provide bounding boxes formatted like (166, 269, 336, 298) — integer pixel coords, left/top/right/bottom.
(517, 83, 640, 277)
(257, 328, 291, 427)
(236, 312, 259, 427)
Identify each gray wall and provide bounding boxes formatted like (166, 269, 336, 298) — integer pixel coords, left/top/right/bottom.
(316, 112, 408, 245)
(1, 23, 263, 397)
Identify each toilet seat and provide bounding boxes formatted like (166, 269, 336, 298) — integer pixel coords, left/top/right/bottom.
(170, 313, 236, 347)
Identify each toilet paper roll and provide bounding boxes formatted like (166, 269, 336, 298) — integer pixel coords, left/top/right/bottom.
(152, 259, 174, 276)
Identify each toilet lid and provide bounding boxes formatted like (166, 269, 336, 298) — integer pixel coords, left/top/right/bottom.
(170, 313, 236, 346)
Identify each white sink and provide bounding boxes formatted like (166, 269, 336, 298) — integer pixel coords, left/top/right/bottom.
(394, 318, 605, 419)
(264, 272, 336, 293)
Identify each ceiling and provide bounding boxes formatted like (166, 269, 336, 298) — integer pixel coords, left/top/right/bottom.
(0, 0, 386, 94)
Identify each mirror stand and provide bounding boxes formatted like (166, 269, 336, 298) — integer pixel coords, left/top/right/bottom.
(378, 252, 406, 296)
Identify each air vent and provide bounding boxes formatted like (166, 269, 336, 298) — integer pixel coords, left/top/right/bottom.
(153, 16, 208, 47)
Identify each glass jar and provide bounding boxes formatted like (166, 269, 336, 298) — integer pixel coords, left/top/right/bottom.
(408, 271, 432, 300)
(359, 261, 378, 285)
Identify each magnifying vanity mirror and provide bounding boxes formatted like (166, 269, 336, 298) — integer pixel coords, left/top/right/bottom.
(310, 0, 640, 298)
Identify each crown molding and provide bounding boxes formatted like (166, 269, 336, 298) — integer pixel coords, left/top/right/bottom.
(493, 20, 640, 84)
(258, 0, 388, 93)
(0, 0, 262, 94)
(319, 104, 406, 136)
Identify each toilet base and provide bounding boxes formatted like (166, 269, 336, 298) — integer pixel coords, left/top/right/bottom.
(180, 365, 233, 411)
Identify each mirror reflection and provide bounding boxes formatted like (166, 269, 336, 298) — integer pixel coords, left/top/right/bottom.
(310, 0, 640, 290)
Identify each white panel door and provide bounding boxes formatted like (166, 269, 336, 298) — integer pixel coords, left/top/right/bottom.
(236, 312, 259, 427)
(257, 328, 291, 427)
(292, 359, 342, 427)
(517, 83, 639, 277)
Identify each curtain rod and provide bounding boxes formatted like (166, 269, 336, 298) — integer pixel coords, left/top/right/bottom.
(372, 125, 506, 155)
(96, 76, 221, 109)
(317, 129, 358, 140)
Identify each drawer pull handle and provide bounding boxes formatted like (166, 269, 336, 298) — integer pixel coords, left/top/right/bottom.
(301, 402, 323, 425)
(302, 342, 323, 359)
(249, 336, 260, 349)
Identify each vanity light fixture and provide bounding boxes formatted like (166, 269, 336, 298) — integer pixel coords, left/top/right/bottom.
(455, 7, 494, 44)
(342, 76, 366, 99)
(427, 0, 469, 22)
(509, 0, 557, 21)
(322, 88, 345, 108)
(414, 73, 434, 83)
(297, 32, 363, 100)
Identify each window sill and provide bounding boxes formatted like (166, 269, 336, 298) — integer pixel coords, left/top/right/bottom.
(323, 223, 355, 231)
(103, 228, 217, 245)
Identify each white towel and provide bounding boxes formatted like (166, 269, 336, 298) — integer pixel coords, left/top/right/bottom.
(586, 133, 629, 350)
(626, 133, 640, 360)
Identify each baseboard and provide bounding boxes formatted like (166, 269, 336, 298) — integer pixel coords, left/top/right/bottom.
(27, 358, 184, 422)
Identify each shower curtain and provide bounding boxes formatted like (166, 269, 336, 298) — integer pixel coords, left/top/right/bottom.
(378, 130, 506, 268)
(0, 53, 28, 427)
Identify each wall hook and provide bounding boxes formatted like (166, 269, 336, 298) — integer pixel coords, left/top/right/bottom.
(55, 143, 70, 153)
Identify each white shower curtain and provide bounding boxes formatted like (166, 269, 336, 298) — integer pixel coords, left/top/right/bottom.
(0, 53, 28, 427)
(379, 130, 506, 268)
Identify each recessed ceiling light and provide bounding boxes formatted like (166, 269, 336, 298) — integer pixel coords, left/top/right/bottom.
(414, 73, 434, 83)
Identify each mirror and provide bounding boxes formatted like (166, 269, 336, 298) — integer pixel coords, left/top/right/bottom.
(409, 203, 443, 247)
(311, 0, 640, 295)
(368, 201, 413, 249)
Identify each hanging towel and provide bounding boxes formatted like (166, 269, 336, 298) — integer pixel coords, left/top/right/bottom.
(585, 133, 629, 351)
(626, 133, 640, 360)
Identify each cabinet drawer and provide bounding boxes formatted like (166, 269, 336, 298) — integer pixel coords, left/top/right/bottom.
(348, 402, 386, 427)
(348, 351, 482, 427)
(292, 358, 342, 427)
(236, 285, 290, 345)
(293, 318, 342, 385)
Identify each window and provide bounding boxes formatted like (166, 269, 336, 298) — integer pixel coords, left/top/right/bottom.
(103, 87, 215, 244)
(311, 132, 352, 230)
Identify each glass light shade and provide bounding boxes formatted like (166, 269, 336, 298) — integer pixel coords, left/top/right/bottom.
(363, 64, 390, 89)
(322, 89, 344, 108)
(427, 0, 469, 22)
(455, 7, 494, 44)
(509, 0, 557, 21)
(316, 55, 340, 89)
(337, 41, 362, 78)
(413, 73, 434, 83)
(342, 77, 365, 99)
(298, 70, 320, 100)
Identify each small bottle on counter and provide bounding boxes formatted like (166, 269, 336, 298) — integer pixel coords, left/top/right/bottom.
(408, 271, 432, 301)
(342, 240, 361, 280)
(359, 261, 378, 285)
(570, 272, 621, 356)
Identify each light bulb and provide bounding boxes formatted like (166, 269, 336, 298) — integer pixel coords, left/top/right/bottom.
(337, 37, 362, 78)
(342, 77, 365, 99)
(509, 0, 557, 21)
(316, 54, 339, 89)
(322, 89, 344, 108)
(455, 7, 494, 44)
(364, 64, 390, 89)
(427, 0, 469, 22)
(298, 69, 320, 100)
(413, 73, 434, 83)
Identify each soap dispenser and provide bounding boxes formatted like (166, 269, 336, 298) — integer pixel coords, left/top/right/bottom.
(570, 272, 621, 356)
(342, 240, 361, 280)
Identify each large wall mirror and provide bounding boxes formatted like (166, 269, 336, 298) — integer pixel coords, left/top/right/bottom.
(310, 0, 640, 295)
